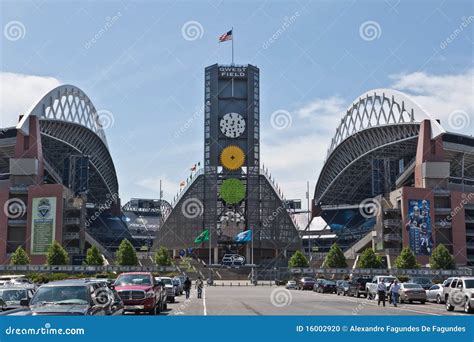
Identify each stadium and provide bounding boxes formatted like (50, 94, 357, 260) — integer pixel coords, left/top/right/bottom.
(308, 89, 474, 267)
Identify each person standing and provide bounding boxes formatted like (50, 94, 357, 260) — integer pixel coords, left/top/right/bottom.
(377, 278, 387, 307)
(195, 276, 204, 299)
(390, 280, 401, 307)
(183, 277, 191, 299)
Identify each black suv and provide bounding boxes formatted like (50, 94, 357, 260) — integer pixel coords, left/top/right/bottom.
(347, 277, 370, 298)
(23, 279, 123, 315)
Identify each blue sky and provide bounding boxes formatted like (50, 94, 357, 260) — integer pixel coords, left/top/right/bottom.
(1, 0, 473, 205)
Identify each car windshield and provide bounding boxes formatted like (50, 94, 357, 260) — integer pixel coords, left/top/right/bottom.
(0, 289, 27, 304)
(115, 274, 151, 286)
(403, 284, 422, 289)
(303, 278, 314, 282)
(383, 277, 396, 282)
(160, 278, 172, 285)
(464, 280, 474, 288)
(325, 281, 336, 285)
(31, 286, 89, 305)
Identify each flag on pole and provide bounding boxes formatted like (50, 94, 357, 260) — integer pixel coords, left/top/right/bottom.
(219, 29, 233, 42)
(194, 229, 209, 244)
(179, 181, 185, 187)
(190, 164, 197, 171)
(234, 229, 252, 243)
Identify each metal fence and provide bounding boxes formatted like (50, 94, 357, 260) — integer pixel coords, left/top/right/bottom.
(0, 265, 177, 274)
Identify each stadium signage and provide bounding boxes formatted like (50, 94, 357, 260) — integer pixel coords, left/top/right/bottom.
(219, 66, 247, 78)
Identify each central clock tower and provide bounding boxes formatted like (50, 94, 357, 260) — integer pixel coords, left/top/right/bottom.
(204, 64, 260, 252)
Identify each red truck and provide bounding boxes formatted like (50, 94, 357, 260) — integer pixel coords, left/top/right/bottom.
(114, 272, 166, 315)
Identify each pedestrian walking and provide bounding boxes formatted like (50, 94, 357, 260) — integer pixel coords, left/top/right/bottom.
(377, 278, 387, 307)
(184, 276, 191, 299)
(390, 280, 401, 307)
(387, 280, 394, 304)
(195, 276, 204, 299)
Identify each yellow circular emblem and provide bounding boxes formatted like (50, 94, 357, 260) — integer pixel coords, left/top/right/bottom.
(220, 145, 245, 170)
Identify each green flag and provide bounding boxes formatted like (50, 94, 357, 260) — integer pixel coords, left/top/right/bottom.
(194, 229, 209, 244)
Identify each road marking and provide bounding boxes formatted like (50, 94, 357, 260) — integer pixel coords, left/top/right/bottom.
(203, 287, 207, 316)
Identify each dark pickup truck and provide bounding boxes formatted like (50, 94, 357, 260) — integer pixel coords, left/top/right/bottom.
(114, 272, 167, 315)
(347, 277, 371, 298)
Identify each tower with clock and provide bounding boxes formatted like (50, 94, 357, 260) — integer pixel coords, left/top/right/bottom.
(155, 63, 301, 265)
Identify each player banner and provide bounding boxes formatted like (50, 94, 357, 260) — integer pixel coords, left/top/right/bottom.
(406, 199, 433, 256)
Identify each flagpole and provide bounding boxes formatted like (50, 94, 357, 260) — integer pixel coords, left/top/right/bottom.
(231, 27, 234, 65)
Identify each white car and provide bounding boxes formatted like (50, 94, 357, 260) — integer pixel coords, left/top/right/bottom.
(426, 284, 444, 304)
(156, 277, 175, 303)
(286, 280, 297, 289)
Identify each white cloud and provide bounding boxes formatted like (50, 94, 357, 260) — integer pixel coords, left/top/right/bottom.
(0, 72, 61, 127)
(390, 69, 473, 135)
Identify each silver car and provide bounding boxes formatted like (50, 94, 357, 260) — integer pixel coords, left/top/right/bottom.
(426, 284, 444, 304)
(445, 277, 474, 313)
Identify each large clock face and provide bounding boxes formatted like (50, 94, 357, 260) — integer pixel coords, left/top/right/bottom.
(219, 113, 246, 138)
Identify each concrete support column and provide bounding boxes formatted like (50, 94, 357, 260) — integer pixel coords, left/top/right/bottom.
(213, 247, 219, 264)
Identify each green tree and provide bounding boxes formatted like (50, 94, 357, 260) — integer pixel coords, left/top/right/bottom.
(83, 245, 103, 266)
(430, 244, 455, 270)
(323, 243, 347, 268)
(357, 248, 383, 269)
(46, 241, 69, 265)
(394, 247, 419, 269)
(154, 246, 172, 266)
(116, 239, 138, 266)
(10, 246, 30, 265)
(288, 250, 309, 268)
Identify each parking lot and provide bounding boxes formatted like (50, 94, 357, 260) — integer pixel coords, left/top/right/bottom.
(163, 285, 469, 316)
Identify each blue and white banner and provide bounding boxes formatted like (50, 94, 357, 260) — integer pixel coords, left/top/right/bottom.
(233, 229, 252, 242)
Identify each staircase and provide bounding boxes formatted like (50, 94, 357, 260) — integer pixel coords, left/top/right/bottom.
(343, 230, 373, 259)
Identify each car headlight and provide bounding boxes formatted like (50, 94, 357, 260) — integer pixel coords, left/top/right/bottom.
(145, 291, 155, 298)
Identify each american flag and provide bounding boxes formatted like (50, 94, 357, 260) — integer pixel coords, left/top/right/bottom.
(219, 29, 233, 42)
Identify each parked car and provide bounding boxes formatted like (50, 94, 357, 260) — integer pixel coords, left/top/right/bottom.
(172, 277, 183, 296)
(0, 284, 35, 311)
(347, 277, 370, 298)
(0, 275, 29, 287)
(313, 279, 337, 294)
(298, 277, 316, 290)
(399, 283, 426, 304)
(336, 280, 350, 296)
(445, 277, 474, 313)
(221, 254, 246, 266)
(426, 284, 444, 304)
(156, 277, 175, 303)
(24, 279, 123, 315)
(442, 277, 458, 304)
(286, 280, 297, 289)
(115, 272, 166, 315)
(366, 276, 399, 299)
(408, 277, 433, 290)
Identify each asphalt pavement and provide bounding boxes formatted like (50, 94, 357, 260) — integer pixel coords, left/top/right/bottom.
(164, 286, 468, 316)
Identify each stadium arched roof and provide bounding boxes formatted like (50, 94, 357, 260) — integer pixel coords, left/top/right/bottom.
(16, 85, 118, 203)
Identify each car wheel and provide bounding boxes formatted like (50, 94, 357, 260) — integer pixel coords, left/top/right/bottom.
(164, 301, 168, 311)
(446, 299, 455, 311)
(408, 300, 412, 304)
(421, 301, 425, 304)
(356, 290, 360, 298)
(171, 297, 175, 303)
(436, 295, 442, 304)
(337, 291, 340, 296)
(464, 298, 473, 313)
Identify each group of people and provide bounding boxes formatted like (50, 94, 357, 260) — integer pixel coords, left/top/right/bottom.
(376, 278, 401, 307)
(182, 276, 204, 299)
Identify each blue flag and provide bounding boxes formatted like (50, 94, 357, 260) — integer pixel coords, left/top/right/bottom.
(234, 229, 252, 243)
